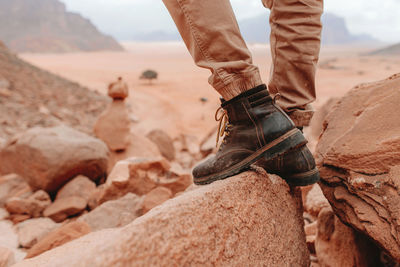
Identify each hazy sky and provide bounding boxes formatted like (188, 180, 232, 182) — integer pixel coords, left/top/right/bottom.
(61, 0, 400, 43)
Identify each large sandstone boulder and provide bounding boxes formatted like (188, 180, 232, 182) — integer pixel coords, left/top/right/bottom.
(15, 170, 310, 266)
(94, 100, 131, 151)
(0, 126, 109, 193)
(316, 73, 400, 260)
(146, 129, 176, 161)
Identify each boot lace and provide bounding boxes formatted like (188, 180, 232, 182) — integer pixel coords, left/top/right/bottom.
(215, 107, 233, 149)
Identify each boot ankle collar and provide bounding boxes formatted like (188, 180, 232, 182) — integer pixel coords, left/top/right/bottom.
(221, 84, 269, 108)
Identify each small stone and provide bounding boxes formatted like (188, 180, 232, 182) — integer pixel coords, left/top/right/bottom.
(0, 174, 32, 206)
(146, 129, 175, 161)
(79, 193, 142, 232)
(5, 190, 51, 218)
(107, 77, 128, 100)
(0, 208, 9, 220)
(43, 197, 87, 223)
(304, 184, 330, 217)
(16, 218, 59, 248)
(55, 175, 96, 202)
(26, 221, 91, 259)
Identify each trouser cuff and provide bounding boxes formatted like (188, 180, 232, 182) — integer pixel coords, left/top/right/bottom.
(216, 72, 263, 101)
(286, 106, 314, 127)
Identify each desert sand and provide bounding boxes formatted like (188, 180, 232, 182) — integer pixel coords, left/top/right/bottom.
(19, 42, 400, 142)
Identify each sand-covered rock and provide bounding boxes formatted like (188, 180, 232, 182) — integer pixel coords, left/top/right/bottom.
(316, 73, 400, 260)
(315, 207, 381, 266)
(26, 221, 91, 259)
(78, 193, 143, 232)
(0, 126, 109, 193)
(99, 157, 191, 204)
(146, 129, 175, 161)
(94, 100, 131, 151)
(14, 170, 310, 267)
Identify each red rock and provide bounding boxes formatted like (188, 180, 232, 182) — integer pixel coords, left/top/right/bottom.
(306, 235, 316, 255)
(0, 126, 109, 194)
(316, 74, 400, 261)
(99, 157, 191, 204)
(315, 207, 381, 267)
(55, 175, 96, 202)
(16, 218, 59, 248)
(14, 170, 310, 267)
(8, 214, 30, 224)
(87, 185, 105, 211)
(0, 174, 31, 206)
(107, 78, 129, 100)
(94, 100, 130, 151)
(142, 187, 172, 214)
(146, 129, 176, 161)
(304, 184, 330, 217)
(305, 221, 317, 237)
(79, 193, 143, 231)
(43, 197, 87, 223)
(5, 190, 51, 218)
(0, 247, 15, 267)
(26, 221, 91, 259)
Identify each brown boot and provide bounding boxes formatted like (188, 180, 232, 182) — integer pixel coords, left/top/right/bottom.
(256, 144, 320, 186)
(193, 84, 307, 185)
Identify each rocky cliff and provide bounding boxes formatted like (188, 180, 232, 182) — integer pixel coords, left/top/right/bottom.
(0, 0, 123, 53)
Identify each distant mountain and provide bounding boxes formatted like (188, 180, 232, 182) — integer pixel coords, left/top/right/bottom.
(133, 12, 378, 45)
(239, 12, 378, 44)
(0, 0, 123, 53)
(368, 43, 400, 55)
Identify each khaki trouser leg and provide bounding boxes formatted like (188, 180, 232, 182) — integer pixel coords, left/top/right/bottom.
(263, 0, 323, 126)
(162, 0, 263, 100)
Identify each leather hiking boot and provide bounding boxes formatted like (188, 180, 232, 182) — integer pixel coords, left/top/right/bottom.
(256, 144, 320, 186)
(192, 84, 307, 185)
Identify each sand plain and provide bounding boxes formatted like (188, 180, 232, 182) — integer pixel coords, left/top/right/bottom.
(19, 42, 400, 144)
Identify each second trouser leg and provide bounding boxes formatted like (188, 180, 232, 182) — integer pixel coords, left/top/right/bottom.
(162, 0, 263, 100)
(263, 0, 323, 126)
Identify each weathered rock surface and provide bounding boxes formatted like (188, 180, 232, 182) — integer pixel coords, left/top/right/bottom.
(5, 190, 51, 218)
(43, 197, 86, 223)
(15, 170, 310, 267)
(94, 100, 131, 151)
(26, 221, 91, 259)
(146, 129, 176, 161)
(0, 126, 109, 193)
(142, 187, 172, 214)
(0, 208, 8, 220)
(0, 174, 31, 206)
(16, 218, 59, 248)
(78, 193, 143, 232)
(99, 157, 191, 204)
(315, 207, 381, 267)
(0, 221, 26, 262)
(0, 247, 15, 267)
(55, 175, 96, 202)
(316, 73, 400, 260)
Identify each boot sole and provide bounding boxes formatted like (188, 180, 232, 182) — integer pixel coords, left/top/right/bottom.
(281, 167, 320, 187)
(193, 128, 307, 185)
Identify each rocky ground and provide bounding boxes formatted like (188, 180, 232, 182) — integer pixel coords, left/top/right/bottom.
(0, 42, 399, 266)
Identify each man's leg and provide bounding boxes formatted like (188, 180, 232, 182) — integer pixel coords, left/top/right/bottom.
(162, 0, 262, 100)
(263, 0, 323, 126)
(163, 0, 319, 186)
